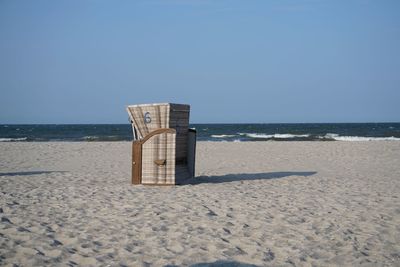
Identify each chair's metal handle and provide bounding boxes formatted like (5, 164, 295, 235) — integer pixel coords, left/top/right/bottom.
(154, 159, 167, 166)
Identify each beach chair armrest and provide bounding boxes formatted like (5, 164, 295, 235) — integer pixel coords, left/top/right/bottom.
(140, 128, 176, 144)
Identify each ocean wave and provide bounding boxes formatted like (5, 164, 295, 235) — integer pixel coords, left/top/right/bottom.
(83, 136, 101, 141)
(0, 137, 28, 142)
(82, 135, 123, 141)
(240, 133, 310, 139)
(323, 133, 400, 141)
(211, 134, 236, 138)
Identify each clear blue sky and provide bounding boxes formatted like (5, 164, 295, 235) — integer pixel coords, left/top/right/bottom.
(0, 0, 399, 124)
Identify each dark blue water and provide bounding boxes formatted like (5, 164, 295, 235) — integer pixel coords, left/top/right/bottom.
(1, 123, 400, 142)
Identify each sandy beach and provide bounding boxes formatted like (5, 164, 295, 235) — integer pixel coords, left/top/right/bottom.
(1, 141, 399, 266)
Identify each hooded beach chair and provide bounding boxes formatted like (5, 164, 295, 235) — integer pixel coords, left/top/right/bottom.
(126, 103, 196, 185)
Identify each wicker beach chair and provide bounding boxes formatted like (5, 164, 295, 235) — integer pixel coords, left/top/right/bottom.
(126, 103, 196, 185)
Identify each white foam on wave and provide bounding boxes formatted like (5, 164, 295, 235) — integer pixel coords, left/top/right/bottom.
(0, 137, 28, 142)
(274, 134, 310, 138)
(242, 133, 274, 138)
(211, 134, 236, 138)
(240, 133, 310, 139)
(82, 136, 100, 141)
(324, 133, 400, 141)
(83, 135, 121, 141)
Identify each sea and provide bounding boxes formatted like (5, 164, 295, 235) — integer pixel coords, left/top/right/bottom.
(1, 123, 400, 142)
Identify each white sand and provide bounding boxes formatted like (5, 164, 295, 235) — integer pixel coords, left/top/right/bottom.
(1, 141, 400, 266)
